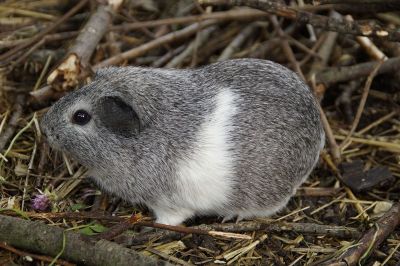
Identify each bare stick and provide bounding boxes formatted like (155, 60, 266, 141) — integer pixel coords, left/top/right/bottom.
(346, 15, 388, 61)
(308, 10, 340, 81)
(322, 202, 400, 266)
(335, 80, 362, 123)
(0, 31, 78, 49)
(95, 20, 218, 68)
(146, 247, 192, 266)
(307, 11, 341, 163)
(47, 0, 123, 90)
(0, 210, 123, 222)
(340, 60, 383, 150)
(2, 210, 359, 242)
(151, 45, 187, 67)
(270, 15, 305, 80)
(30, 85, 65, 103)
(166, 25, 218, 68)
(0, 242, 74, 266)
(0, 214, 162, 266)
(217, 22, 259, 61)
(111, 8, 267, 32)
(319, 106, 341, 163)
(116, 220, 360, 246)
(93, 215, 251, 241)
(199, 0, 400, 41)
(0, 0, 89, 64)
(316, 56, 400, 86)
(296, 187, 341, 197)
(2, 211, 250, 240)
(0, 95, 25, 152)
(140, 221, 252, 240)
(315, 0, 400, 13)
(316, 0, 399, 4)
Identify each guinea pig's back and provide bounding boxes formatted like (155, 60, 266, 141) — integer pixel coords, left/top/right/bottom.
(198, 59, 324, 213)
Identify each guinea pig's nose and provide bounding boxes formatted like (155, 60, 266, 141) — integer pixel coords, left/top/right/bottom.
(39, 119, 47, 135)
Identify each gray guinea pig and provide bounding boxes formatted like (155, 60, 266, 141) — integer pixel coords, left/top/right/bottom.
(41, 59, 325, 225)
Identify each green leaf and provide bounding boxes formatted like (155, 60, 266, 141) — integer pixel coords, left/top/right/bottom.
(70, 203, 88, 211)
(90, 223, 108, 233)
(79, 226, 96, 236)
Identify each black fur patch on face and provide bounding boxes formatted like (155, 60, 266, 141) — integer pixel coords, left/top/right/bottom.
(96, 96, 140, 138)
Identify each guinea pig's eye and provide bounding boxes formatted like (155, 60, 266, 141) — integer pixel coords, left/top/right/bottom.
(72, 109, 91, 125)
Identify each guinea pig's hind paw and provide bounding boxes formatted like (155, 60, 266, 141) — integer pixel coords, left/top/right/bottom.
(235, 215, 244, 224)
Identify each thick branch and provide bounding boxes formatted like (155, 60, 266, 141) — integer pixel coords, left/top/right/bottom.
(0, 0, 89, 64)
(316, 56, 400, 86)
(116, 220, 361, 246)
(0, 215, 165, 266)
(200, 0, 400, 41)
(112, 8, 267, 32)
(47, 0, 123, 90)
(322, 202, 400, 266)
(95, 20, 218, 68)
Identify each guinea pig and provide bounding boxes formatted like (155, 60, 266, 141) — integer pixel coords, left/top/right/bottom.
(41, 59, 325, 225)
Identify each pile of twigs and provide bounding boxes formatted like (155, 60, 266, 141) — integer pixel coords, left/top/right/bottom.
(0, 0, 400, 265)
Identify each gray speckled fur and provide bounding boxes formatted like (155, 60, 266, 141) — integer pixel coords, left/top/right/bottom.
(41, 59, 325, 224)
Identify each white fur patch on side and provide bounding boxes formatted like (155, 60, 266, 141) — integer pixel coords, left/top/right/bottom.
(155, 89, 237, 224)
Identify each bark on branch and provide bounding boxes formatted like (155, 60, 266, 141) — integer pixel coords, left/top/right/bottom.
(322, 202, 400, 266)
(47, 0, 123, 90)
(0, 214, 165, 266)
(199, 0, 400, 41)
(316, 56, 400, 86)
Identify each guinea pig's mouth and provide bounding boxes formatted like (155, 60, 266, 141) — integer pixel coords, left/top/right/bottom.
(42, 134, 76, 161)
(41, 127, 63, 151)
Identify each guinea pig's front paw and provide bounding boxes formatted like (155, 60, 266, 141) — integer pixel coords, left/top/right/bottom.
(221, 214, 235, 223)
(152, 207, 194, 226)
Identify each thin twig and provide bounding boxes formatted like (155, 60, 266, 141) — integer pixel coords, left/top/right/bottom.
(316, 56, 400, 86)
(322, 202, 400, 266)
(0, 242, 75, 266)
(0, 0, 89, 64)
(270, 15, 305, 80)
(95, 20, 218, 68)
(200, 0, 400, 41)
(166, 25, 218, 68)
(340, 60, 384, 150)
(116, 220, 360, 246)
(0, 95, 25, 152)
(111, 8, 267, 32)
(47, 0, 123, 89)
(217, 22, 259, 61)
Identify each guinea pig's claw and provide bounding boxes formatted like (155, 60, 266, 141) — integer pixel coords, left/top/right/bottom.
(221, 215, 235, 223)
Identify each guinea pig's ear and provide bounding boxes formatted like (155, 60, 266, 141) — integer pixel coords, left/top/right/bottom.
(95, 96, 140, 138)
